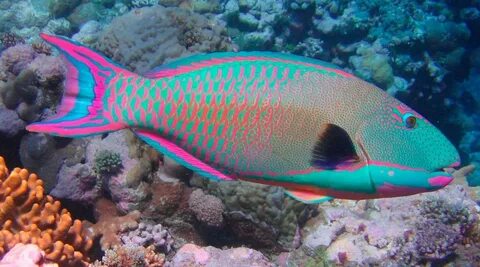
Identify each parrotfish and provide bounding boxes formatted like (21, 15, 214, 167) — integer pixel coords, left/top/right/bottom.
(27, 34, 461, 204)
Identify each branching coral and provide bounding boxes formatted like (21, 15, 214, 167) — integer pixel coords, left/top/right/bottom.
(120, 222, 174, 253)
(92, 244, 165, 267)
(0, 156, 92, 266)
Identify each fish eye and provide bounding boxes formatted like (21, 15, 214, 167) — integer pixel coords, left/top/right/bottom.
(402, 113, 417, 129)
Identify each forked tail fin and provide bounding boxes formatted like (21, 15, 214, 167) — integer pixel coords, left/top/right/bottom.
(26, 33, 128, 137)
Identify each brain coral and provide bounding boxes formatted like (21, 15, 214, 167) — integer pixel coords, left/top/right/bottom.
(94, 5, 234, 74)
(0, 156, 92, 266)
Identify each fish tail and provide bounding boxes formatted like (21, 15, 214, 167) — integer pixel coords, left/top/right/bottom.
(26, 33, 127, 137)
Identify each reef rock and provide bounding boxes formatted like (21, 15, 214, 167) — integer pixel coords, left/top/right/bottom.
(50, 130, 160, 211)
(298, 182, 480, 266)
(168, 243, 274, 267)
(196, 178, 317, 249)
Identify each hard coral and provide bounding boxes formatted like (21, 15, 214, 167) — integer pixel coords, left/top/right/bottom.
(94, 150, 123, 175)
(92, 244, 165, 267)
(188, 189, 225, 228)
(0, 243, 58, 267)
(120, 222, 173, 253)
(0, 156, 92, 266)
(83, 198, 141, 250)
(0, 33, 25, 49)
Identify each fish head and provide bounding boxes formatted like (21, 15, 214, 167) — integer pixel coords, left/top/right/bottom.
(355, 102, 460, 197)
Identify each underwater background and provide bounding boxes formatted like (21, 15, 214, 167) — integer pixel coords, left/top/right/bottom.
(0, 0, 479, 266)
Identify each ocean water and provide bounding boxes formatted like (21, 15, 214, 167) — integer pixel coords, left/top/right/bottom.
(0, 0, 479, 266)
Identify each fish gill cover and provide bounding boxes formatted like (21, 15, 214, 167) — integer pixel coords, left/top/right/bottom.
(0, 0, 479, 266)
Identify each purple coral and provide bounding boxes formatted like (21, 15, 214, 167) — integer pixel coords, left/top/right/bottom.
(120, 222, 174, 253)
(27, 54, 65, 86)
(0, 44, 36, 75)
(414, 219, 460, 260)
(0, 107, 26, 137)
(188, 189, 225, 228)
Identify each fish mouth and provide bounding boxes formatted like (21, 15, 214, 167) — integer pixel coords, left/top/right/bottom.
(429, 161, 463, 188)
(428, 174, 453, 188)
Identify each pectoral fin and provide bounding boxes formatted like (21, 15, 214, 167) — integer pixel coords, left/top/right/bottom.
(311, 123, 360, 169)
(285, 189, 333, 204)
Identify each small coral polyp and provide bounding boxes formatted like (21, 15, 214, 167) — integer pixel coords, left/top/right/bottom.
(0, 156, 92, 266)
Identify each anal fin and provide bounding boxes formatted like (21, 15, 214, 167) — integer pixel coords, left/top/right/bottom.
(133, 129, 234, 181)
(285, 189, 333, 204)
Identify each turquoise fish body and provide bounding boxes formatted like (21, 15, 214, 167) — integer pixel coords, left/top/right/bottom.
(27, 34, 460, 203)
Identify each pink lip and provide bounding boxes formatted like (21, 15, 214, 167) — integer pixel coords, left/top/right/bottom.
(449, 161, 461, 168)
(428, 176, 454, 187)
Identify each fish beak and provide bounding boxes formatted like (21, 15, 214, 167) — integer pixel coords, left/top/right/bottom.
(429, 164, 474, 188)
(428, 175, 453, 188)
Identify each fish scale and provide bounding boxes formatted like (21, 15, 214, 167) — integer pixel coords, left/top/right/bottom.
(106, 60, 343, 175)
(27, 34, 461, 203)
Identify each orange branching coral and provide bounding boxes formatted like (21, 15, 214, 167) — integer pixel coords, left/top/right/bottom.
(0, 156, 92, 266)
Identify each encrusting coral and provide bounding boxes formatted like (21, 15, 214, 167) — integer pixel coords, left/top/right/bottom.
(0, 156, 92, 266)
(83, 198, 141, 250)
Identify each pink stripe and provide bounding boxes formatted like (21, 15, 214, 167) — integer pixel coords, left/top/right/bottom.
(41, 34, 125, 73)
(226, 67, 233, 80)
(428, 176, 453, 187)
(391, 113, 401, 122)
(144, 55, 354, 79)
(133, 97, 141, 110)
(27, 122, 124, 136)
(271, 66, 278, 80)
(56, 59, 79, 117)
(248, 66, 256, 80)
(215, 68, 223, 80)
(238, 66, 245, 80)
(40, 34, 134, 127)
(140, 109, 146, 124)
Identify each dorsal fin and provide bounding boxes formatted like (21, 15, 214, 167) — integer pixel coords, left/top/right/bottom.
(143, 51, 353, 79)
(311, 124, 359, 169)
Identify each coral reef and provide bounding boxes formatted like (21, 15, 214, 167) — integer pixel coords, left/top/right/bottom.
(0, 43, 64, 130)
(0, 32, 24, 50)
(94, 5, 234, 73)
(454, 49, 480, 187)
(0, 1, 478, 265)
(168, 243, 273, 267)
(71, 20, 104, 46)
(0, 106, 25, 138)
(293, 182, 480, 266)
(188, 189, 225, 228)
(84, 198, 174, 263)
(92, 244, 165, 267)
(0, 243, 58, 267)
(120, 222, 174, 253)
(49, 130, 159, 211)
(20, 133, 87, 192)
(93, 150, 123, 176)
(83, 198, 141, 250)
(194, 177, 317, 249)
(0, 156, 92, 266)
(218, 0, 478, 152)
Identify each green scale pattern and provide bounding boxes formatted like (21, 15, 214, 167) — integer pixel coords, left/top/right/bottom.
(108, 61, 308, 175)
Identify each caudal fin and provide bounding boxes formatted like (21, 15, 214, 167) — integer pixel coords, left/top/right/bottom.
(26, 34, 127, 137)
